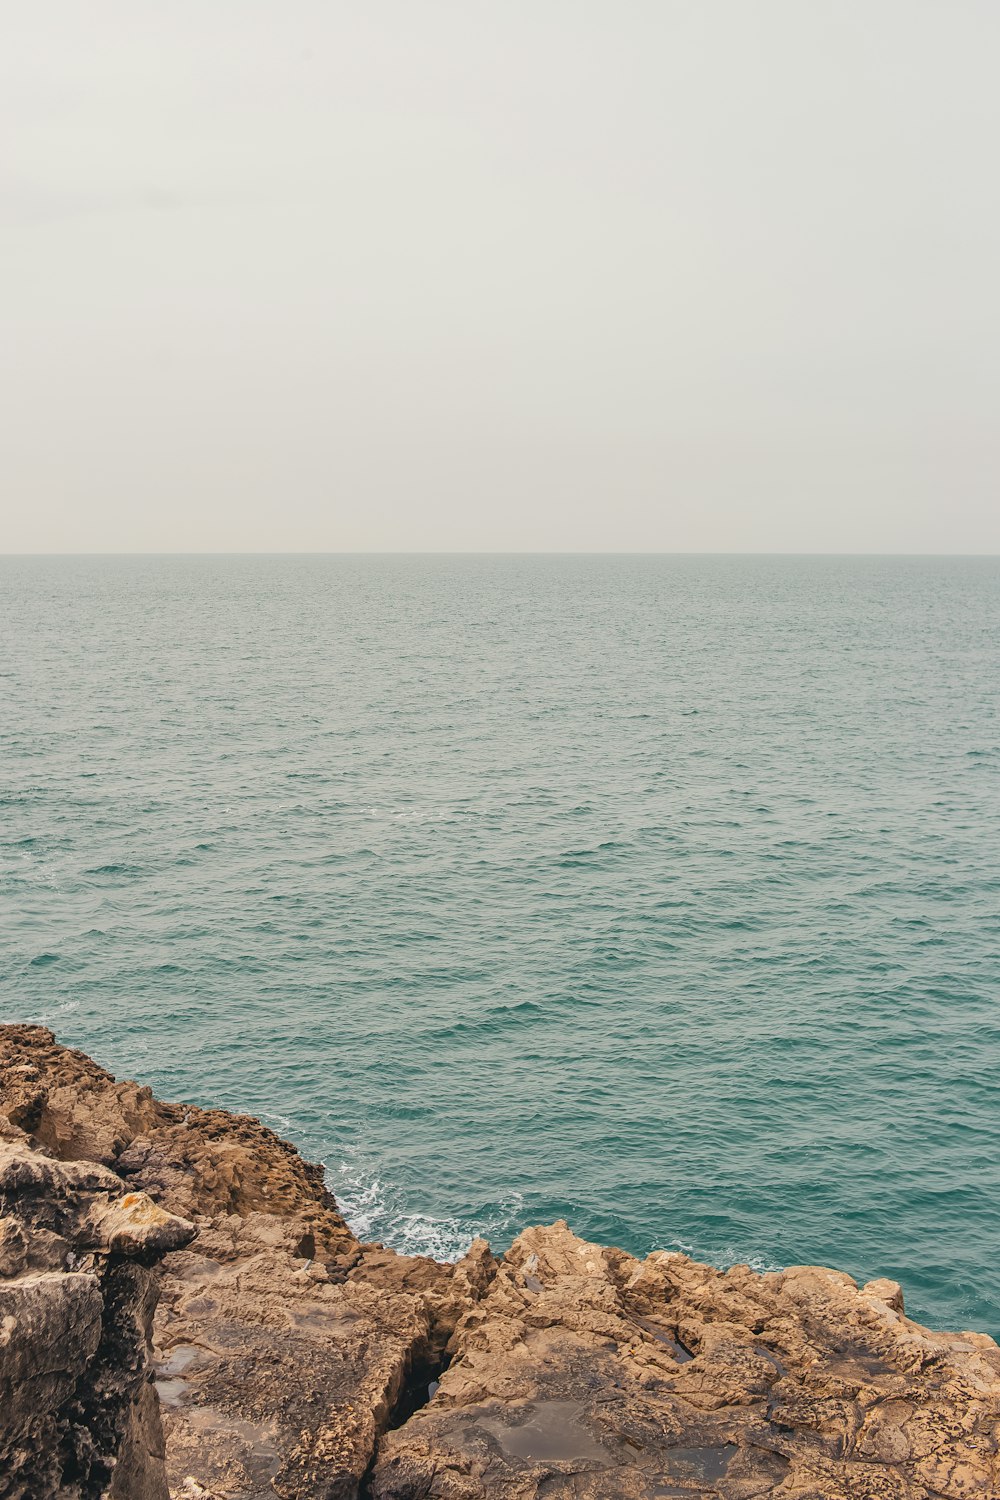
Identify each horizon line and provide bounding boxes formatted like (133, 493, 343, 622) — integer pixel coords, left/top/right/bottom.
(2, 549, 999, 561)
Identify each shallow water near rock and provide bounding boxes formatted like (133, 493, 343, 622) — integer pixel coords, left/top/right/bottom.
(2, 554, 999, 1335)
(154, 1377, 188, 1408)
(663, 1444, 736, 1483)
(481, 1401, 608, 1463)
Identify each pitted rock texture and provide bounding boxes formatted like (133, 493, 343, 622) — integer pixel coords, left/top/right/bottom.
(0, 1025, 356, 1234)
(3, 1025, 1000, 1500)
(372, 1223, 1000, 1498)
(0, 1135, 195, 1499)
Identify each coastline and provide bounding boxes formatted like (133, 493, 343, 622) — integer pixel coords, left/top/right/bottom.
(2, 1024, 997, 1500)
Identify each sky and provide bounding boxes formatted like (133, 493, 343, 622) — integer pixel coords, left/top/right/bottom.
(2, 1, 998, 553)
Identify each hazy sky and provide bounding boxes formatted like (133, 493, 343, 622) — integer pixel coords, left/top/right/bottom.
(3, 1, 998, 552)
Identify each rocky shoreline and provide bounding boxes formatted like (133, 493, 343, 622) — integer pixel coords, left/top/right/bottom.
(1, 1024, 997, 1499)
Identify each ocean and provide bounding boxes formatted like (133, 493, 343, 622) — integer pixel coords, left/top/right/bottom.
(2, 554, 998, 1335)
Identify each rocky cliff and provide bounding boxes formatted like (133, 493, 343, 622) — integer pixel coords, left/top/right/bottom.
(1, 1025, 997, 1499)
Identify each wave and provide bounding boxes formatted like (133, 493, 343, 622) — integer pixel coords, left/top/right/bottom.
(330, 1147, 525, 1263)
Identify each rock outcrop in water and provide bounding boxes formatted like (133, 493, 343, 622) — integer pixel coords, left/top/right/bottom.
(1, 1025, 998, 1499)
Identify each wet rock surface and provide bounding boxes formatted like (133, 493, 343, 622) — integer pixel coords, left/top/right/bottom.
(2, 1025, 999, 1499)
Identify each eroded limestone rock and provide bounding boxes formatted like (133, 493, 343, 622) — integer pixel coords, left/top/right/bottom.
(372, 1221, 1000, 1498)
(0, 1135, 194, 1500)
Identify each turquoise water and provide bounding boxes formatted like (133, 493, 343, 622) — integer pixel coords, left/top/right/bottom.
(2, 555, 998, 1334)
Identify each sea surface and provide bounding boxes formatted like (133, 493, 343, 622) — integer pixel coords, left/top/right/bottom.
(2, 555, 998, 1335)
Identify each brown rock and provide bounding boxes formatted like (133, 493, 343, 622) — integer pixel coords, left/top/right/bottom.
(0, 1025, 355, 1243)
(0, 1136, 195, 1500)
(372, 1222, 1000, 1499)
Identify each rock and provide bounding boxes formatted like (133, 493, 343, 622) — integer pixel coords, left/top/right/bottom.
(0, 1135, 195, 1500)
(0, 1026, 355, 1238)
(152, 1218, 486, 1499)
(3, 1025, 1000, 1500)
(372, 1222, 1000, 1498)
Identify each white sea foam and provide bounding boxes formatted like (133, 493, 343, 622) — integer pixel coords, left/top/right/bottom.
(716, 1245, 782, 1276)
(331, 1147, 525, 1262)
(29, 997, 80, 1025)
